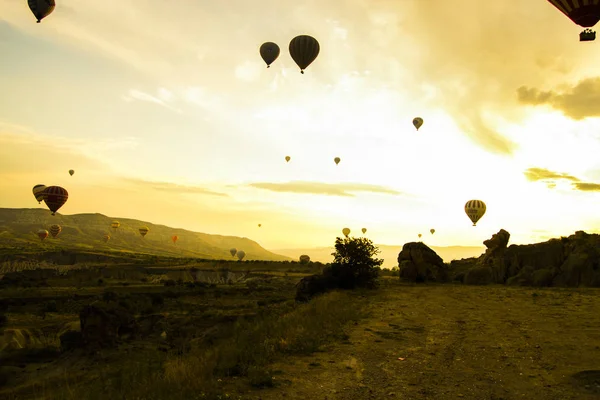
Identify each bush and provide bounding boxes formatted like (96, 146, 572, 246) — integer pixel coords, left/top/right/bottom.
(0, 313, 7, 328)
(327, 236, 383, 289)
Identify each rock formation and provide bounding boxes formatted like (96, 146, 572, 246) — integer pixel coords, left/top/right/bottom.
(449, 229, 600, 287)
(397, 242, 449, 283)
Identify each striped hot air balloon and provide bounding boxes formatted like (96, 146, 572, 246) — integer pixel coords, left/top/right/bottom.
(32, 184, 47, 203)
(464, 200, 487, 226)
(548, 0, 600, 41)
(289, 35, 320, 74)
(43, 186, 68, 215)
(49, 224, 62, 238)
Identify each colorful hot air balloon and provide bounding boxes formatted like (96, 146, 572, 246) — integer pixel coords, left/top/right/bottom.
(413, 117, 424, 131)
(289, 35, 320, 74)
(418, 233, 422, 239)
(465, 200, 487, 226)
(548, 0, 600, 41)
(37, 229, 49, 241)
(139, 226, 149, 237)
(259, 42, 280, 68)
(342, 227, 350, 237)
(32, 184, 47, 204)
(361, 228, 367, 234)
(111, 221, 120, 230)
(43, 186, 68, 215)
(28, 0, 55, 23)
(230, 248, 237, 257)
(103, 234, 110, 243)
(236, 250, 246, 261)
(285, 156, 291, 163)
(172, 235, 178, 244)
(334, 157, 341, 165)
(430, 228, 435, 235)
(49, 224, 62, 238)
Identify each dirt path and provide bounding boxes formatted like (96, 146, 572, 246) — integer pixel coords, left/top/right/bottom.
(247, 282, 600, 400)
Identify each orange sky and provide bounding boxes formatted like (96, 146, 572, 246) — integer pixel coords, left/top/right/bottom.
(2, 0, 600, 250)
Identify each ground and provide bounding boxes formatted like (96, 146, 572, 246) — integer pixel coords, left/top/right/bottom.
(242, 280, 600, 400)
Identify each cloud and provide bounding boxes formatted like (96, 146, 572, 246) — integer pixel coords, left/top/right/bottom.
(523, 167, 600, 192)
(234, 61, 263, 82)
(523, 167, 580, 183)
(123, 89, 182, 113)
(572, 182, 600, 192)
(517, 77, 600, 120)
(122, 178, 228, 197)
(248, 181, 402, 197)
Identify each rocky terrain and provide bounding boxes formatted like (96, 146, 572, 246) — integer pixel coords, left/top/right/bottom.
(397, 229, 600, 287)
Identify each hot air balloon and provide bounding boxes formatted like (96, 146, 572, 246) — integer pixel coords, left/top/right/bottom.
(236, 250, 246, 261)
(111, 221, 120, 230)
(430, 228, 435, 235)
(259, 42, 280, 68)
(418, 233, 422, 239)
(43, 186, 68, 215)
(68, 169, 74, 176)
(28, 0, 55, 23)
(413, 117, 423, 131)
(361, 228, 367, 234)
(342, 227, 350, 237)
(229, 248, 237, 257)
(49, 224, 62, 238)
(465, 200, 486, 226)
(548, 0, 600, 41)
(334, 157, 341, 165)
(37, 229, 49, 241)
(289, 35, 320, 74)
(139, 226, 149, 237)
(172, 235, 178, 244)
(299, 254, 310, 264)
(258, 224, 262, 228)
(285, 156, 291, 163)
(103, 234, 110, 243)
(32, 184, 47, 204)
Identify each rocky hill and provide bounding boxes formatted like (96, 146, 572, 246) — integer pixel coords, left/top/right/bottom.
(0, 208, 291, 262)
(397, 229, 600, 287)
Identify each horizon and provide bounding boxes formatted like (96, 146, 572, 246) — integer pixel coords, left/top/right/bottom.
(2, 1, 600, 250)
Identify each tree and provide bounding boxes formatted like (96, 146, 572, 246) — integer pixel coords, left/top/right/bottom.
(326, 236, 383, 289)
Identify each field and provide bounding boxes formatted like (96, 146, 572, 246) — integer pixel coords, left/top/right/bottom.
(1, 260, 599, 399)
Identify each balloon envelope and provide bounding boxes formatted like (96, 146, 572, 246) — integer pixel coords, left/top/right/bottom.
(236, 250, 246, 261)
(28, 0, 55, 23)
(49, 224, 62, 238)
(259, 42, 280, 67)
(464, 200, 487, 226)
(334, 157, 341, 165)
(139, 227, 149, 237)
(289, 35, 320, 73)
(68, 169, 74, 176)
(43, 186, 68, 215)
(548, 0, 600, 28)
(342, 227, 351, 237)
(285, 156, 291, 162)
(37, 229, 48, 241)
(361, 228, 367, 234)
(413, 117, 423, 130)
(230, 248, 237, 257)
(32, 184, 47, 203)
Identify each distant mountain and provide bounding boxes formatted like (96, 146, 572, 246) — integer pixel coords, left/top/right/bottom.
(275, 244, 485, 268)
(0, 208, 291, 261)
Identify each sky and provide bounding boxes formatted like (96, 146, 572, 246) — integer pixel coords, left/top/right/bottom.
(2, 0, 600, 250)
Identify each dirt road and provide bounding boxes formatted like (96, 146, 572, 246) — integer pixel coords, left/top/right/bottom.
(249, 282, 600, 400)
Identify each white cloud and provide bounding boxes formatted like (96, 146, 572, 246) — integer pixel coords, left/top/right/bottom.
(123, 89, 182, 113)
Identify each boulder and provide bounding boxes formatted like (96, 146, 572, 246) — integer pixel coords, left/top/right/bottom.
(397, 242, 448, 283)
